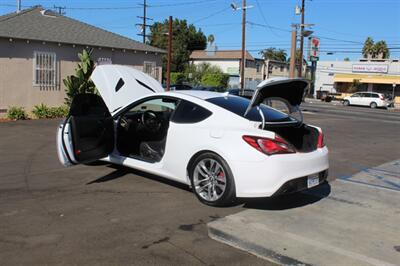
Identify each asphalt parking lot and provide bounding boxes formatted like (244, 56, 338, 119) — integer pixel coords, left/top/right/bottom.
(0, 102, 399, 265)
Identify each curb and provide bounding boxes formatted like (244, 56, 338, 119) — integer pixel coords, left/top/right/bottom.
(208, 224, 309, 266)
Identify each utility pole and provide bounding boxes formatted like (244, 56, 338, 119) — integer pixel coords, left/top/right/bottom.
(289, 25, 297, 78)
(137, 0, 153, 43)
(298, 0, 305, 77)
(166, 16, 173, 91)
(16, 0, 21, 13)
(240, 0, 247, 91)
(53, 5, 66, 15)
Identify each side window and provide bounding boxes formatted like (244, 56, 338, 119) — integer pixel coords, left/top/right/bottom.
(130, 98, 177, 113)
(363, 93, 372, 98)
(371, 94, 379, 98)
(172, 100, 212, 124)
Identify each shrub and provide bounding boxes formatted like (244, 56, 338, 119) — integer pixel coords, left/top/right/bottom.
(201, 73, 229, 89)
(50, 105, 69, 118)
(32, 104, 69, 119)
(170, 72, 186, 85)
(7, 106, 28, 120)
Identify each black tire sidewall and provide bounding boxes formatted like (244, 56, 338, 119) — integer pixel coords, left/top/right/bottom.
(189, 152, 236, 207)
(343, 100, 350, 106)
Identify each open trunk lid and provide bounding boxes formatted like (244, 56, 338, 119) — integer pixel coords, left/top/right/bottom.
(245, 77, 309, 116)
(91, 65, 164, 115)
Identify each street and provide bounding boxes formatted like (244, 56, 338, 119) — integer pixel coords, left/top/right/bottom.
(0, 102, 399, 265)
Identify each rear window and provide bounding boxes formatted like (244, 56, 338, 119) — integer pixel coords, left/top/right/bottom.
(206, 96, 295, 123)
(171, 100, 212, 124)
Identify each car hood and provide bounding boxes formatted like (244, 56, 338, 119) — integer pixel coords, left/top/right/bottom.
(244, 77, 309, 116)
(91, 65, 164, 114)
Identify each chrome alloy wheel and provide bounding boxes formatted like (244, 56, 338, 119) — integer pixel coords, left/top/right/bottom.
(193, 159, 226, 201)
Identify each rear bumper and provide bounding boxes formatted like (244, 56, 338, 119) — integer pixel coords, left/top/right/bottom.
(272, 170, 328, 196)
(231, 147, 329, 197)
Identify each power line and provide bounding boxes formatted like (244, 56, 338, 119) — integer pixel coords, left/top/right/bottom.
(254, 0, 281, 37)
(191, 6, 231, 24)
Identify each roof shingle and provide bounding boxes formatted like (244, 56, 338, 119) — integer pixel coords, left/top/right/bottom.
(0, 6, 165, 53)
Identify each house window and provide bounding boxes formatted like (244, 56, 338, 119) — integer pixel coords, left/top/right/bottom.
(34, 51, 57, 86)
(143, 61, 156, 78)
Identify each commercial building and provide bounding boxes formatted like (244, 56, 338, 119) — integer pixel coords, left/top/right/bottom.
(0, 6, 164, 113)
(315, 59, 400, 102)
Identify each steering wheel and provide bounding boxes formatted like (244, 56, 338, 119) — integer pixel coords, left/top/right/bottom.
(141, 110, 162, 133)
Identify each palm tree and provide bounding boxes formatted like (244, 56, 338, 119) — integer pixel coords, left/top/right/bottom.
(374, 40, 390, 59)
(259, 47, 287, 62)
(362, 37, 375, 59)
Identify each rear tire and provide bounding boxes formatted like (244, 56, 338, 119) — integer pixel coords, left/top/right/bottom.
(188, 152, 236, 207)
(370, 102, 377, 108)
(343, 100, 350, 106)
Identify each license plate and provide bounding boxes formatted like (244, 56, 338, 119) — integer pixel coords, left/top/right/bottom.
(307, 174, 320, 188)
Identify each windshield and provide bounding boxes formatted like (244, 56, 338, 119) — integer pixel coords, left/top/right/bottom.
(206, 95, 298, 123)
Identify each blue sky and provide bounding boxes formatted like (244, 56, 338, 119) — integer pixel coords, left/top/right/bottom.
(1, 0, 399, 61)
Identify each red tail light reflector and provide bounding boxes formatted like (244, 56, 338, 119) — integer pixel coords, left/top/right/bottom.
(317, 130, 325, 148)
(243, 135, 295, 155)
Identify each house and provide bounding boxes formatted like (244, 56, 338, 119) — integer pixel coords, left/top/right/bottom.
(264, 59, 311, 80)
(0, 6, 165, 113)
(189, 49, 264, 89)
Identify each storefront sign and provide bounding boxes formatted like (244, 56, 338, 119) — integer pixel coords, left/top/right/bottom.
(352, 64, 388, 73)
(308, 37, 320, 61)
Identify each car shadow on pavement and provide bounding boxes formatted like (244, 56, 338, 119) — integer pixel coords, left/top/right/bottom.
(240, 182, 331, 211)
(86, 164, 192, 192)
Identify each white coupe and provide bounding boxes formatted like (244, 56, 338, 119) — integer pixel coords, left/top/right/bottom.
(57, 65, 329, 206)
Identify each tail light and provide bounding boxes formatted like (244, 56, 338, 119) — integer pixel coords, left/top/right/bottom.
(317, 130, 325, 148)
(379, 95, 384, 100)
(243, 135, 295, 155)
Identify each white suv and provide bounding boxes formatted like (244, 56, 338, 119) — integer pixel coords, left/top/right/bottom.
(343, 92, 391, 108)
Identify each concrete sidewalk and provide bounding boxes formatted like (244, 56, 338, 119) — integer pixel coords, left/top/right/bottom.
(208, 160, 400, 266)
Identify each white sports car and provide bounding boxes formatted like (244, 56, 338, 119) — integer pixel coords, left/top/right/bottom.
(57, 65, 329, 206)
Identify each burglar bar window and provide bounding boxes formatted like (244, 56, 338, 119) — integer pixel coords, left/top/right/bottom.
(143, 61, 156, 78)
(34, 51, 57, 86)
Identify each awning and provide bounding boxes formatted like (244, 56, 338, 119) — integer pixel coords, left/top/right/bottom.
(334, 73, 400, 85)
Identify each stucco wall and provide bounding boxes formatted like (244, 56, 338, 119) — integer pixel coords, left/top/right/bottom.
(0, 38, 163, 112)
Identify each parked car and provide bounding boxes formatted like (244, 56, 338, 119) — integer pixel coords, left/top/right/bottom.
(162, 84, 193, 91)
(192, 86, 226, 92)
(342, 92, 392, 108)
(57, 66, 329, 206)
(228, 88, 254, 99)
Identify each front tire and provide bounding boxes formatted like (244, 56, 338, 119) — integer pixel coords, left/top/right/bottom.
(370, 102, 377, 108)
(343, 100, 350, 106)
(188, 152, 236, 207)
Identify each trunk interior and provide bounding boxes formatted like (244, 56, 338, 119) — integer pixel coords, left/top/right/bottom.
(266, 124, 319, 153)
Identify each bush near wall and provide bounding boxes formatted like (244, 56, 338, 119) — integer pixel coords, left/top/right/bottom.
(170, 72, 186, 85)
(201, 73, 229, 88)
(32, 104, 69, 119)
(6, 106, 28, 120)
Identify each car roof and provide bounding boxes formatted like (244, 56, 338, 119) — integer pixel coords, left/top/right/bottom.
(173, 90, 227, 100)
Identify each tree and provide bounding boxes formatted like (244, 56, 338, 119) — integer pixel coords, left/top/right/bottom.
(63, 49, 96, 106)
(344, 57, 350, 61)
(259, 47, 287, 62)
(149, 18, 207, 78)
(374, 40, 390, 59)
(207, 34, 215, 44)
(362, 37, 375, 59)
(362, 37, 390, 59)
(184, 62, 224, 86)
